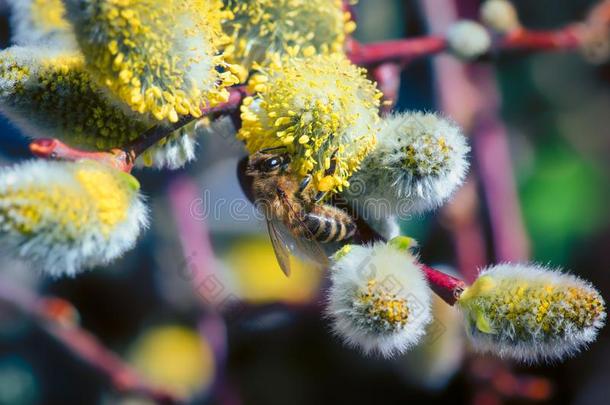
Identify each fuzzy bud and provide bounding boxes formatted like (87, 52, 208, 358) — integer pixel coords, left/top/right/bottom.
(0, 160, 148, 276)
(238, 54, 381, 193)
(138, 119, 202, 170)
(345, 112, 469, 223)
(446, 20, 491, 60)
(458, 263, 606, 363)
(326, 242, 432, 357)
(63, 0, 236, 123)
(480, 0, 520, 33)
(222, 0, 354, 70)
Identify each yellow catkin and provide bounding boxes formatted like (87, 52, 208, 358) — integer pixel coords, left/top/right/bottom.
(0, 159, 146, 276)
(458, 264, 606, 361)
(0, 160, 139, 238)
(238, 54, 381, 193)
(74, 164, 133, 235)
(65, 0, 238, 122)
(0, 48, 148, 150)
(222, 0, 355, 69)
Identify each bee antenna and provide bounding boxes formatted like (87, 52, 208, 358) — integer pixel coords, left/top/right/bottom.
(259, 146, 288, 154)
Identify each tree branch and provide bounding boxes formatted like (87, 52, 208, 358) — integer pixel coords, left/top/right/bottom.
(126, 86, 248, 160)
(500, 25, 583, 51)
(29, 86, 248, 172)
(347, 3, 609, 67)
(348, 36, 446, 65)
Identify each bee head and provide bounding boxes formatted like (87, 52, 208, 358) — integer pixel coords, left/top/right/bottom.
(247, 149, 291, 176)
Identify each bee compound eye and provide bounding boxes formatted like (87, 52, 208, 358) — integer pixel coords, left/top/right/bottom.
(263, 157, 281, 171)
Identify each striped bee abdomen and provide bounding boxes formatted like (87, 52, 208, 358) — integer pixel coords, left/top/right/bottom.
(303, 211, 356, 243)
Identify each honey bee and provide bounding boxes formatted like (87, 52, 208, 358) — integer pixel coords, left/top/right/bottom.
(246, 147, 357, 276)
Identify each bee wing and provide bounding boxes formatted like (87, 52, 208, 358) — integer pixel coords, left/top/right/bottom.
(276, 194, 330, 269)
(268, 219, 330, 276)
(267, 219, 293, 277)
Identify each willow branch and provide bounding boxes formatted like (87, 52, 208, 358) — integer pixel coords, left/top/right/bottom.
(127, 86, 247, 159)
(348, 36, 447, 65)
(29, 86, 248, 172)
(421, 264, 466, 305)
(347, 9, 606, 67)
(0, 280, 181, 405)
(500, 25, 584, 51)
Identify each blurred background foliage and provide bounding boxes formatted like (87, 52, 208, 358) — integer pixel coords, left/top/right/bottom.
(0, 1, 609, 404)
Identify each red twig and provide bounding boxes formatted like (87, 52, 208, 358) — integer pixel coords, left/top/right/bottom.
(420, 264, 466, 305)
(0, 280, 181, 405)
(500, 25, 584, 51)
(348, 36, 446, 65)
(347, 18, 600, 67)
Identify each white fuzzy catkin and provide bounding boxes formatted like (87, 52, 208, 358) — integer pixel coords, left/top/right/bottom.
(345, 112, 469, 221)
(458, 263, 606, 363)
(0, 160, 148, 277)
(446, 20, 491, 60)
(138, 120, 201, 170)
(326, 242, 432, 357)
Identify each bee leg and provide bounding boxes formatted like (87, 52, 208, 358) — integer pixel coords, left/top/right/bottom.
(312, 150, 338, 202)
(298, 175, 312, 194)
(326, 149, 338, 176)
(314, 191, 327, 202)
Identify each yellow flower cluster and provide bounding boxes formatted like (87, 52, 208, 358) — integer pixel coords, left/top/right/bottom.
(0, 47, 148, 151)
(63, 0, 238, 122)
(222, 0, 356, 69)
(0, 159, 147, 276)
(356, 279, 411, 331)
(238, 54, 381, 193)
(458, 264, 606, 361)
